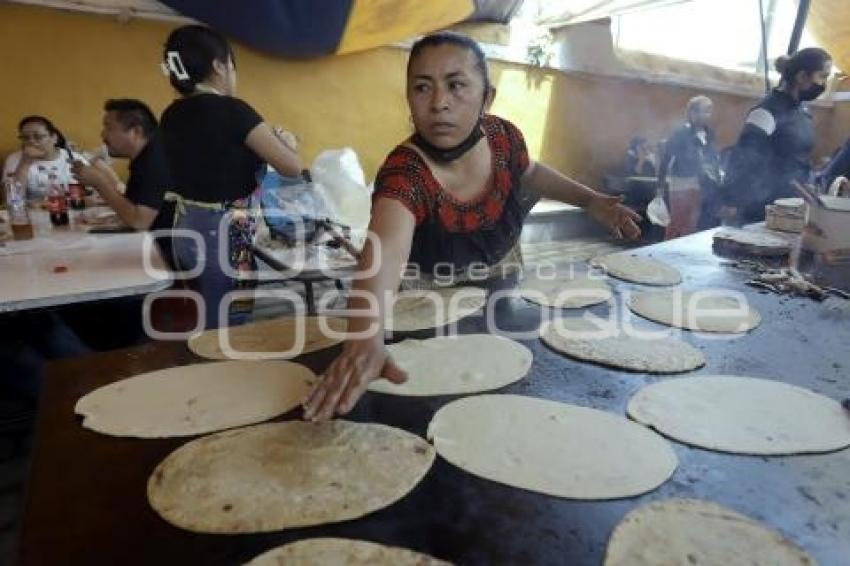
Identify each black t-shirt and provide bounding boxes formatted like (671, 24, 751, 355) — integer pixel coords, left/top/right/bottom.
(125, 133, 173, 232)
(160, 94, 264, 203)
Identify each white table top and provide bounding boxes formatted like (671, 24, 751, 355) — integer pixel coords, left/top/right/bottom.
(0, 209, 171, 313)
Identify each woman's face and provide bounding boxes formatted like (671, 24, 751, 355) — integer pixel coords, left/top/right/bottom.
(221, 56, 237, 95)
(18, 121, 57, 157)
(208, 56, 237, 95)
(797, 61, 832, 100)
(224, 57, 237, 95)
(808, 61, 832, 87)
(407, 44, 488, 148)
(691, 101, 713, 127)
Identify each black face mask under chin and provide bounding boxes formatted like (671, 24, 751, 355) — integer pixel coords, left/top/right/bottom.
(411, 115, 484, 164)
(799, 83, 826, 102)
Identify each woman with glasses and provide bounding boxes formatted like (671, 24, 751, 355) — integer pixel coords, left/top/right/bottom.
(3, 115, 74, 202)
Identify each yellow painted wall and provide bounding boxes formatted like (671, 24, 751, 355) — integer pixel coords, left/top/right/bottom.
(0, 3, 839, 190)
(0, 3, 412, 181)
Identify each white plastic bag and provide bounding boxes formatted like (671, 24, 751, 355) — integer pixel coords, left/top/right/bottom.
(310, 148, 371, 231)
(647, 195, 671, 227)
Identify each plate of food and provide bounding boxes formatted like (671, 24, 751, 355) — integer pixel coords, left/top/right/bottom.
(80, 207, 122, 228)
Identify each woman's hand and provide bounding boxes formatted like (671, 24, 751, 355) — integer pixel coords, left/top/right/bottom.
(301, 198, 416, 422)
(586, 194, 642, 240)
(272, 126, 298, 151)
(302, 336, 408, 422)
(21, 146, 44, 161)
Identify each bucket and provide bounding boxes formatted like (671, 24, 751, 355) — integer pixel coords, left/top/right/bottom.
(801, 179, 850, 255)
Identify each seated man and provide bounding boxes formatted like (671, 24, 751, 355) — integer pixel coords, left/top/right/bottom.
(66, 100, 176, 349)
(72, 99, 173, 234)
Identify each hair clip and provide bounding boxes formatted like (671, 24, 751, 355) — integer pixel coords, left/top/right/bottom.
(165, 50, 190, 81)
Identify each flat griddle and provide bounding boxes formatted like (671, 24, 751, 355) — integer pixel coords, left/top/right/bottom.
(18, 229, 850, 565)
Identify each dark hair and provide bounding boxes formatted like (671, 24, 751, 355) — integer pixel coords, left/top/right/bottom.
(104, 99, 158, 138)
(18, 115, 67, 149)
(163, 25, 234, 96)
(407, 32, 492, 96)
(775, 48, 831, 83)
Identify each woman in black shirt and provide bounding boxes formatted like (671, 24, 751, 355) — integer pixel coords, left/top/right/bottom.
(160, 25, 302, 329)
(722, 48, 832, 224)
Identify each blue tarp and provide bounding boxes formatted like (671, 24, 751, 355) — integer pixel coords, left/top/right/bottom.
(161, 0, 354, 57)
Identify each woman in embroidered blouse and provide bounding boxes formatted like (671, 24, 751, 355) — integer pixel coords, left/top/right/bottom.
(303, 32, 641, 421)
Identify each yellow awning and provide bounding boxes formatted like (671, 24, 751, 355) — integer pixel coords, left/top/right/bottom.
(337, 0, 475, 54)
(807, 0, 850, 73)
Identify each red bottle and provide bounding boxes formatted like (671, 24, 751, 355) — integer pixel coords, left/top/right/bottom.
(68, 182, 86, 210)
(47, 173, 69, 227)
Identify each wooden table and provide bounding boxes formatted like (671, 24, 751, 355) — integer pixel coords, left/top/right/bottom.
(18, 229, 850, 565)
(0, 210, 170, 313)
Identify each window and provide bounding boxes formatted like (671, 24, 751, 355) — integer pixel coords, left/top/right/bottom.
(611, 0, 831, 75)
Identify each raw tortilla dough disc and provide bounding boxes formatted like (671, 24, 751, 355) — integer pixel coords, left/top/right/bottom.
(188, 316, 347, 360)
(427, 395, 677, 499)
(627, 375, 850, 455)
(148, 420, 435, 533)
(387, 287, 486, 332)
(604, 498, 815, 566)
(368, 334, 533, 396)
(245, 538, 451, 566)
(518, 273, 612, 308)
(75, 361, 314, 438)
(628, 289, 761, 333)
(540, 317, 705, 374)
(591, 253, 682, 286)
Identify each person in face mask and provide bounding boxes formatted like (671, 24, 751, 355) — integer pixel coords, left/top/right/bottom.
(721, 48, 832, 224)
(302, 32, 642, 422)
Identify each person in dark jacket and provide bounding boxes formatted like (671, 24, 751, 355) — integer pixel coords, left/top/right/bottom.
(721, 48, 832, 224)
(657, 95, 719, 238)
